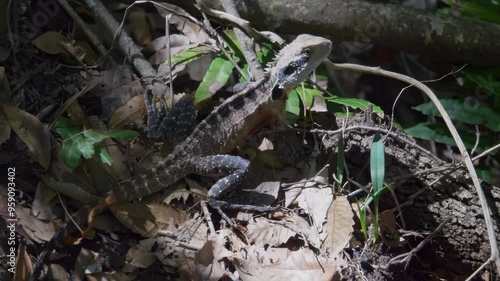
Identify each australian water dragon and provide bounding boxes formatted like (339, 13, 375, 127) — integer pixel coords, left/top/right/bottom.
(101, 34, 332, 218)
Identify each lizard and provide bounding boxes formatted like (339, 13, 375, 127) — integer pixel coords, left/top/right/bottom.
(98, 34, 332, 221)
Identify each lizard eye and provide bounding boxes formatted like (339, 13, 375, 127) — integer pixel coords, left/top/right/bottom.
(303, 49, 310, 58)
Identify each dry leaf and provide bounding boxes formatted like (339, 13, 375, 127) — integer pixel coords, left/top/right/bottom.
(74, 248, 100, 281)
(309, 95, 328, 112)
(32, 31, 66, 55)
(154, 3, 210, 44)
(246, 217, 296, 246)
(124, 239, 157, 272)
(234, 247, 340, 281)
(31, 181, 57, 220)
(246, 147, 286, 170)
(16, 206, 55, 242)
(379, 210, 404, 247)
(108, 94, 145, 130)
(322, 196, 354, 255)
(1, 104, 51, 168)
(48, 264, 69, 281)
(42, 176, 100, 204)
(189, 232, 232, 281)
(282, 215, 322, 248)
(154, 218, 210, 267)
(147, 34, 198, 65)
(296, 186, 333, 233)
(110, 202, 188, 237)
(13, 242, 32, 281)
(175, 216, 209, 248)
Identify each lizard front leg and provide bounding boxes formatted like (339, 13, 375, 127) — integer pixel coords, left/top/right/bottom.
(140, 89, 197, 145)
(193, 155, 278, 212)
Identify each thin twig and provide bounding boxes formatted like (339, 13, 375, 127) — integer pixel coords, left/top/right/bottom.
(375, 217, 451, 270)
(57, 0, 108, 56)
(472, 143, 500, 162)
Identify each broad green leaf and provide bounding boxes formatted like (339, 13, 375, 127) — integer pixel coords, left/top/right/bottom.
(223, 30, 244, 54)
(404, 122, 456, 146)
(370, 132, 385, 196)
(96, 146, 113, 166)
(195, 56, 234, 104)
(55, 117, 81, 139)
(475, 166, 492, 184)
(83, 131, 107, 143)
(286, 85, 328, 118)
(404, 122, 495, 154)
(170, 46, 212, 65)
(462, 68, 500, 97)
(78, 138, 95, 159)
(295, 87, 320, 108)
(413, 99, 500, 131)
(60, 140, 82, 170)
(285, 90, 300, 121)
(325, 96, 384, 114)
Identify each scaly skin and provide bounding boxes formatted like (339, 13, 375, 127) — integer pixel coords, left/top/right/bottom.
(105, 34, 332, 212)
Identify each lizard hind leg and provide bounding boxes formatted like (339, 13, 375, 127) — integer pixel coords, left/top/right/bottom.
(194, 155, 278, 212)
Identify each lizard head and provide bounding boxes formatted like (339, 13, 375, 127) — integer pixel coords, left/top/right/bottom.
(270, 34, 332, 100)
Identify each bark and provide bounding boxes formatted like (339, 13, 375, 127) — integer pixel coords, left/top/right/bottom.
(319, 114, 500, 277)
(172, 0, 500, 66)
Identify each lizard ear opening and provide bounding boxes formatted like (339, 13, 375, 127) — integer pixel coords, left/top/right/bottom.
(271, 85, 284, 100)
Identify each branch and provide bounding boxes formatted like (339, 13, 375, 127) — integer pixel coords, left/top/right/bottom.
(186, 0, 500, 66)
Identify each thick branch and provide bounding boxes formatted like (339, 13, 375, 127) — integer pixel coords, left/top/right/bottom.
(184, 0, 500, 66)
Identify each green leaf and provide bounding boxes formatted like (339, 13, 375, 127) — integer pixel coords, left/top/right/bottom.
(356, 199, 368, 241)
(404, 122, 456, 146)
(285, 90, 300, 121)
(295, 87, 322, 108)
(55, 117, 81, 139)
(170, 46, 212, 65)
(404, 122, 495, 154)
(475, 165, 492, 184)
(413, 99, 500, 131)
(59, 140, 82, 170)
(77, 138, 96, 159)
(325, 96, 384, 114)
(195, 56, 234, 104)
(105, 130, 140, 139)
(462, 68, 500, 97)
(370, 132, 385, 197)
(84, 130, 139, 143)
(83, 130, 107, 143)
(258, 44, 274, 64)
(223, 30, 244, 54)
(96, 145, 113, 166)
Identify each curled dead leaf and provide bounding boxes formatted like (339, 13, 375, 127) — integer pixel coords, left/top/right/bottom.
(1, 104, 51, 168)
